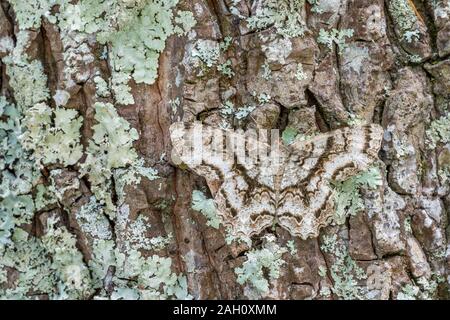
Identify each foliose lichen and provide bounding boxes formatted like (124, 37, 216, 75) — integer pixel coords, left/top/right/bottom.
(234, 235, 287, 297)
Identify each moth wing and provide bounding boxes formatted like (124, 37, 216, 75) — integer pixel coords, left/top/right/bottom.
(277, 124, 383, 239)
(170, 122, 281, 239)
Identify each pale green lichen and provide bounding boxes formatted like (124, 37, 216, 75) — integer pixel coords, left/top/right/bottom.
(388, 0, 421, 43)
(317, 28, 354, 54)
(332, 167, 382, 225)
(282, 127, 314, 145)
(320, 234, 367, 300)
(308, 0, 324, 13)
(217, 59, 235, 78)
(262, 61, 272, 80)
(246, 0, 307, 38)
(220, 100, 235, 117)
(347, 113, 366, 127)
(1, 229, 56, 299)
(235, 235, 287, 296)
(41, 216, 94, 298)
(8, 0, 53, 30)
(295, 63, 308, 81)
(4, 58, 50, 112)
(191, 190, 221, 229)
(113, 250, 191, 300)
(93, 75, 110, 98)
(255, 92, 271, 104)
(397, 275, 443, 300)
(426, 113, 450, 149)
(192, 39, 221, 68)
(114, 158, 159, 205)
(220, 36, 233, 51)
(318, 265, 328, 277)
(2, 3, 191, 300)
(76, 197, 113, 241)
(104, 1, 195, 103)
(80, 102, 139, 213)
(235, 105, 257, 120)
(22, 103, 83, 166)
(9, 0, 196, 105)
(110, 204, 191, 300)
(34, 184, 57, 211)
(282, 127, 299, 145)
(219, 100, 256, 121)
(286, 240, 298, 255)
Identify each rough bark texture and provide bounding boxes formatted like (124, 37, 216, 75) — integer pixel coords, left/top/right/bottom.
(1, 0, 450, 300)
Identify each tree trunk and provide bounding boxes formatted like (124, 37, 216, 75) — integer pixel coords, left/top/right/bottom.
(0, 0, 449, 300)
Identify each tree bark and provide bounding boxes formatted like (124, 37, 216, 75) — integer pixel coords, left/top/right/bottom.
(0, 0, 449, 300)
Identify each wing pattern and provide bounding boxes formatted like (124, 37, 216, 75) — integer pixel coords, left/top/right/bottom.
(170, 122, 383, 240)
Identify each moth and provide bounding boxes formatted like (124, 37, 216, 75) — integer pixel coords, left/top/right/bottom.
(170, 122, 383, 240)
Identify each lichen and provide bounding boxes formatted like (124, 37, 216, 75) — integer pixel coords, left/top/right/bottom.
(4, 56, 49, 112)
(286, 240, 298, 255)
(234, 235, 287, 297)
(426, 113, 450, 149)
(295, 63, 308, 81)
(282, 127, 299, 145)
(41, 216, 94, 298)
(388, 0, 421, 43)
(320, 234, 367, 300)
(79, 102, 138, 214)
(217, 60, 235, 78)
(191, 190, 221, 229)
(397, 275, 443, 300)
(8, 0, 53, 30)
(192, 39, 221, 68)
(9, 0, 196, 105)
(76, 197, 113, 241)
(235, 105, 257, 120)
(262, 61, 272, 80)
(246, 0, 307, 38)
(317, 28, 354, 54)
(1, 2, 192, 300)
(22, 103, 83, 166)
(332, 167, 382, 225)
